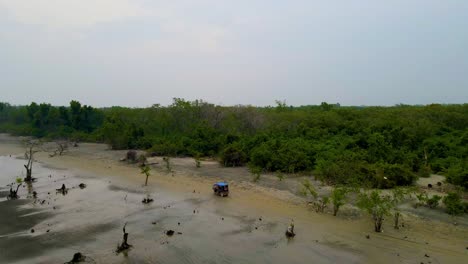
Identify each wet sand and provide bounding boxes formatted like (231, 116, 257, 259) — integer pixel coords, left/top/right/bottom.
(0, 134, 467, 264)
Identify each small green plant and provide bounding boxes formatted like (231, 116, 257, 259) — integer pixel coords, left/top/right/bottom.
(415, 192, 428, 207)
(390, 187, 411, 229)
(315, 196, 329, 213)
(249, 166, 262, 182)
(443, 192, 464, 215)
(426, 195, 442, 209)
(300, 179, 318, 199)
(195, 159, 201, 168)
(16, 177, 23, 185)
(276, 172, 285, 181)
(163, 157, 172, 172)
(330, 187, 348, 216)
(357, 190, 393, 232)
(140, 164, 151, 186)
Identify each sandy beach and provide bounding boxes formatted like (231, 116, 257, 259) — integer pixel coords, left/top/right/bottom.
(0, 134, 466, 264)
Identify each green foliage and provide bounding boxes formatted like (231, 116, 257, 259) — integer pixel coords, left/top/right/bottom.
(357, 190, 393, 232)
(16, 177, 23, 184)
(220, 143, 247, 167)
(140, 164, 151, 186)
(1, 100, 467, 189)
(276, 172, 285, 181)
(415, 192, 428, 206)
(426, 195, 442, 209)
(446, 159, 468, 189)
(330, 187, 348, 216)
(442, 192, 465, 215)
(163, 157, 172, 172)
(375, 163, 417, 188)
(249, 165, 262, 182)
(390, 187, 410, 204)
(417, 165, 432, 178)
(315, 196, 329, 213)
(300, 179, 318, 199)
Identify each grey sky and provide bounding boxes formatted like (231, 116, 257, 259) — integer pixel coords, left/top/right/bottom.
(1, 0, 467, 107)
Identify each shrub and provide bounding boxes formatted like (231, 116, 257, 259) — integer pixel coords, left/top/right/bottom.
(446, 161, 468, 189)
(330, 187, 348, 216)
(415, 192, 428, 207)
(417, 165, 431, 178)
(426, 195, 442, 209)
(220, 143, 247, 167)
(442, 192, 464, 215)
(376, 163, 417, 188)
(357, 190, 393, 232)
(300, 179, 317, 199)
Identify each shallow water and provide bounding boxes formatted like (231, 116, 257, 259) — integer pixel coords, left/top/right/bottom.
(0, 155, 362, 264)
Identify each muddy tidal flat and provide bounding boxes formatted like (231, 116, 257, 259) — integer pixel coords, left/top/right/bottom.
(0, 134, 467, 264)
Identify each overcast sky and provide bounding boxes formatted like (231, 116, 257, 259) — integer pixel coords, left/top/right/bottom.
(1, 0, 467, 107)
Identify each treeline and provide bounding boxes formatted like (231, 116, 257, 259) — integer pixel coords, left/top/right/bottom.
(0, 100, 467, 189)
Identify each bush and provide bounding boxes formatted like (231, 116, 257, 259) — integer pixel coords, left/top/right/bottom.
(415, 192, 428, 206)
(426, 195, 442, 209)
(442, 192, 464, 215)
(446, 161, 468, 189)
(249, 138, 315, 173)
(417, 165, 431, 178)
(330, 187, 348, 216)
(376, 163, 417, 188)
(220, 143, 247, 167)
(357, 190, 393, 232)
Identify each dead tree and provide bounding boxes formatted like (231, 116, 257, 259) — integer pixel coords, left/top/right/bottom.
(49, 140, 69, 157)
(24, 140, 41, 182)
(116, 223, 132, 253)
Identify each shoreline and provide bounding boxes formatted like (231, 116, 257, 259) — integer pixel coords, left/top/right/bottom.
(1, 134, 467, 263)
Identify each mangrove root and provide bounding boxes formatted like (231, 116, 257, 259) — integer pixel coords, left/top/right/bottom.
(116, 223, 132, 253)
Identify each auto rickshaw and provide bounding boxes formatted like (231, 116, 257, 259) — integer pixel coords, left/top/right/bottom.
(213, 182, 229, 197)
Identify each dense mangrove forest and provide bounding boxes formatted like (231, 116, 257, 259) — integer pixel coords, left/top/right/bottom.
(0, 100, 467, 189)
